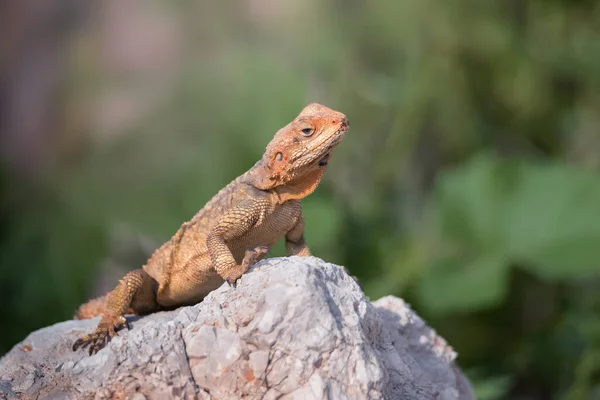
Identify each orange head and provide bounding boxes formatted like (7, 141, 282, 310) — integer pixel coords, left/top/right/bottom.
(254, 103, 349, 193)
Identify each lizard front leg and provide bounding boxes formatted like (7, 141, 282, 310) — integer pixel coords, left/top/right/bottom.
(206, 201, 269, 284)
(285, 211, 312, 256)
(73, 268, 158, 355)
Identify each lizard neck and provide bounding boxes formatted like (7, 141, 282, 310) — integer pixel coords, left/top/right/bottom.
(272, 169, 326, 203)
(242, 160, 326, 203)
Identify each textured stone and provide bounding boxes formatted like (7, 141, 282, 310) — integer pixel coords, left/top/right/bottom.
(0, 256, 474, 400)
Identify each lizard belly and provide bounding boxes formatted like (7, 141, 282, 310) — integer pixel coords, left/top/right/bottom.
(154, 251, 223, 307)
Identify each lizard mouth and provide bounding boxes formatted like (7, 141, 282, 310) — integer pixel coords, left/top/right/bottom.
(317, 124, 347, 167)
(318, 153, 330, 166)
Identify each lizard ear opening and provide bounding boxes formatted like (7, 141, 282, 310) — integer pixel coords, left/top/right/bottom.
(268, 150, 287, 169)
(251, 150, 287, 190)
(252, 162, 276, 190)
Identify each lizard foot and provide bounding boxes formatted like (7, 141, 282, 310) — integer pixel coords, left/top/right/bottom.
(72, 314, 130, 355)
(225, 246, 270, 286)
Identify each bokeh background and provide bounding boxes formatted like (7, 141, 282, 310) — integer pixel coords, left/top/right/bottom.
(2, 1, 600, 398)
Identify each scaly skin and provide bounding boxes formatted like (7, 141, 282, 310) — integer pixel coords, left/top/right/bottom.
(73, 103, 349, 355)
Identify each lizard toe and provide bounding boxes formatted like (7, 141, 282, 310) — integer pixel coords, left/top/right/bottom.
(73, 314, 127, 354)
(90, 328, 110, 355)
(106, 315, 127, 336)
(72, 336, 89, 351)
(73, 329, 103, 352)
(255, 245, 270, 255)
(241, 246, 270, 268)
(226, 276, 239, 287)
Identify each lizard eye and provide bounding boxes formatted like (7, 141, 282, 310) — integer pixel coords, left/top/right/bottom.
(275, 152, 283, 161)
(301, 127, 314, 136)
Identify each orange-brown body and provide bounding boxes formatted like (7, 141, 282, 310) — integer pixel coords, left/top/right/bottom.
(73, 103, 349, 355)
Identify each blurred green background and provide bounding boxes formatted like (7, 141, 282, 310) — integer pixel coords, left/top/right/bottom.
(2, 0, 600, 398)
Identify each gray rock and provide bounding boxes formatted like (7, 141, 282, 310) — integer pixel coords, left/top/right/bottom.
(0, 256, 474, 400)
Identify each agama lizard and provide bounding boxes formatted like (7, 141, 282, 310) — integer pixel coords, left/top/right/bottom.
(73, 103, 349, 355)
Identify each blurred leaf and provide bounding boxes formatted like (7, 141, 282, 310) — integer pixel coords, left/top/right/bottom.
(420, 155, 600, 316)
(429, 154, 600, 281)
(504, 163, 600, 279)
(419, 254, 508, 314)
(434, 155, 519, 252)
(469, 373, 513, 400)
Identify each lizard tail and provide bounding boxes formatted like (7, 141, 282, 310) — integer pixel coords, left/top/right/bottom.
(75, 295, 109, 320)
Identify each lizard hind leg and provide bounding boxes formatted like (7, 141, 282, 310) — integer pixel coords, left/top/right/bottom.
(72, 268, 159, 355)
(75, 295, 135, 320)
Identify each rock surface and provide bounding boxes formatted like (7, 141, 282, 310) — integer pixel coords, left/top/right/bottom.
(0, 256, 474, 400)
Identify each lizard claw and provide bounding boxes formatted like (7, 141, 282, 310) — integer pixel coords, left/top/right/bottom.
(242, 246, 270, 266)
(224, 246, 270, 287)
(225, 270, 244, 287)
(227, 278, 237, 288)
(72, 315, 128, 355)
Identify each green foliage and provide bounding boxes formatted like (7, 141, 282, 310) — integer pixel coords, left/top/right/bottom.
(419, 155, 600, 314)
(469, 371, 513, 400)
(419, 253, 509, 315)
(0, 184, 107, 351)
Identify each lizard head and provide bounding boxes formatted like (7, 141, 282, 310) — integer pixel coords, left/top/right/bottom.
(253, 103, 349, 197)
